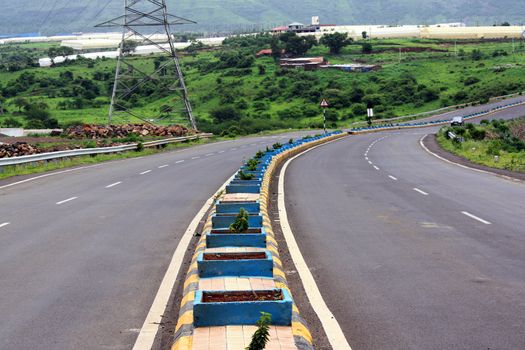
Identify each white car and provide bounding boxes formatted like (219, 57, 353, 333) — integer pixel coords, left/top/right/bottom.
(451, 116, 464, 126)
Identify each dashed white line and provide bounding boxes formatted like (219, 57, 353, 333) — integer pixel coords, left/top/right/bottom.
(368, 161, 373, 165)
(140, 170, 151, 175)
(413, 188, 429, 196)
(231, 148, 237, 151)
(191, 156, 200, 159)
(106, 181, 122, 188)
(158, 164, 169, 168)
(365, 157, 369, 160)
(0, 222, 10, 228)
(462, 211, 492, 225)
(388, 175, 398, 181)
(175, 160, 185, 164)
(373, 165, 380, 170)
(218, 151, 225, 153)
(205, 153, 214, 156)
(56, 197, 78, 205)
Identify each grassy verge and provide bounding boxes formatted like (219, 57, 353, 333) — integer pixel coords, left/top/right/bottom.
(0, 137, 215, 180)
(436, 119, 525, 173)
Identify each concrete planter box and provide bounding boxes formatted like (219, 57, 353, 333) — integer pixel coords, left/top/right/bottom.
(241, 164, 267, 172)
(216, 200, 260, 214)
(197, 250, 273, 278)
(226, 184, 261, 194)
(206, 228, 267, 248)
(193, 289, 293, 327)
(229, 179, 262, 186)
(212, 213, 262, 229)
(236, 170, 264, 178)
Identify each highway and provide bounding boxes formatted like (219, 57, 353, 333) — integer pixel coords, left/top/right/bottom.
(284, 106, 525, 349)
(0, 132, 308, 349)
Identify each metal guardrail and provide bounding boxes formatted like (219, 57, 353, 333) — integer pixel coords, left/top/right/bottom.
(0, 133, 213, 168)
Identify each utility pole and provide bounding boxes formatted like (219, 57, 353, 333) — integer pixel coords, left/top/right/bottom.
(399, 47, 402, 63)
(96, 0, 198, 130)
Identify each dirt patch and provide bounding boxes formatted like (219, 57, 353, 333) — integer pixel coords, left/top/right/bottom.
(202, 290, 283, 303)
(423, 134, 525, 181)
(210, 228, 262, 234)
(203, 252, 266, 261)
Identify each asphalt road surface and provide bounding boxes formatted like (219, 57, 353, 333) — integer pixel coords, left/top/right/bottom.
(0, 132, 311, 349)
(285, 106, 525, 349)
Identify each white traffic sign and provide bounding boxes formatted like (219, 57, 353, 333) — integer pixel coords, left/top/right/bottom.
(320, 99, 329, 108)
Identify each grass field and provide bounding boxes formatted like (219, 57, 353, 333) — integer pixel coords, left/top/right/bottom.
(1, 37, 525, 134)
(437, 118, 525, 173)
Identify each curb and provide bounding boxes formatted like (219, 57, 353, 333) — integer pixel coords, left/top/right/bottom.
(171, 132, 347, 350)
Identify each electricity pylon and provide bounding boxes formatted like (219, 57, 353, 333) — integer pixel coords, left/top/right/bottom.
(96, 0, 197, 129)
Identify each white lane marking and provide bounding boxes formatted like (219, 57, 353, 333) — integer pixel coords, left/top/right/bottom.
(205, 153, 214, 156)
(365, 157, 369, 160)
(231, 148, 237, 151)
(56, 197, 78, 205)
(368, 161, 373, 165)
(0, 222, 10, 228)
(413, 188, 429, 196)
(373, 165, 380, 170)
(218, 151, 225, 153)
(131, 172, 236, 350)
(191, 156, 200, 160)
(175, 160, 185, 164)
(462, 211, 492, 225)
(278, 139, 352, 350)
(140, 170, 151, 175)
(106, 181, 122, 188)
(389, 175, 398, 181)
(158, 164, 169, 168)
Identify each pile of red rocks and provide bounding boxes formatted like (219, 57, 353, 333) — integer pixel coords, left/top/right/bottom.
(65, 124, 191, 139)
(0, 142, 42, 158)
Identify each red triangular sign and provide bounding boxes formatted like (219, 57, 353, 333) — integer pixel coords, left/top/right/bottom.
(320, 99, 329, 107)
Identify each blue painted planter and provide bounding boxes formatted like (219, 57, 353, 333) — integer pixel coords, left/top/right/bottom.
(225, 184, 261, 194)
(212, 213, 262, 229)
(197, 250, 273, 278)
(206, 228, 267, 248)
(216, 201, 260, 214)
(229, 179, 262, 186)
(193, 288, 293, 326)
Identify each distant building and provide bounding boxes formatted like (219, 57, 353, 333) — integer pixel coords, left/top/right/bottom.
(280, 57, 328, 70)
(320, 63, 382, 73)
(271, 16, 336, 35)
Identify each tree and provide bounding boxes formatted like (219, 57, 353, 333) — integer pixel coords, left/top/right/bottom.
(12, 97, 29, 112)
(122, 40, 139, 55)
(285, 35, 316, 56)
(362, 31, 368, 39)
(320, 33, 353, 54)
(362, 42, 373, 54)
(0, 96, 6, 114)
(270, 36, 282, 61)
(210, 105, 241, 123)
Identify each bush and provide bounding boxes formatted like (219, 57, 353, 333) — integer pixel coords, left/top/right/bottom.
(464, 76, 480, 86)
(210, 105, 242, 122)
(351, 103, 367, 116)
(230, 208, 249, 233)
(1, 117, 22, 128)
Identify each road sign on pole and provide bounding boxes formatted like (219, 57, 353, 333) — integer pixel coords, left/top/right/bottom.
(320, 99, 329, 134)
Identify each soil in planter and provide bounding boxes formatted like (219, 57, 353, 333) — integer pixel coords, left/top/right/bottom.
(202, 290, 283, 303)
(210, 228, 262, 234)
(203, 252, 267, 261)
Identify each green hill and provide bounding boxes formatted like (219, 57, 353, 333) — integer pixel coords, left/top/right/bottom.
(0, 0, 523, 36)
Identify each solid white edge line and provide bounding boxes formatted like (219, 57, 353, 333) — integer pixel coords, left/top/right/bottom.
(278, 139, 352, 350)
(419, 135, 524, 184)
(461, 211, 492, 225)
(413, 188, 429, 196)
(106, 181, 122, 188)
(131, 173, 236, 350)
(388, 175, 398, 181)
(140, 170, 151, 175)
(56, 197, 78, 205)
(0, 222, 10, 228)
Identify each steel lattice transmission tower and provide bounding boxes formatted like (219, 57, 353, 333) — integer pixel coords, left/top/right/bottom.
(96, 0, 197, 129)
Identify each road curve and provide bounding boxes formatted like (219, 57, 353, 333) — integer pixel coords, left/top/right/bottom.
(0, 132, 310, 350)
(284, 109, 525, 349)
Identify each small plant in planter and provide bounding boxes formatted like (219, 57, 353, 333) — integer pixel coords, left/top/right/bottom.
(265, 146, 271, 153)
(272, 142, 282, 150)
(246, 312, 271, 350)
(288, 138, 294, 144)
(239, 170, 254, 180)
(246, 158, 259, 171)
(255, 150, 265, 159)
(230, 208, 249, 233)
